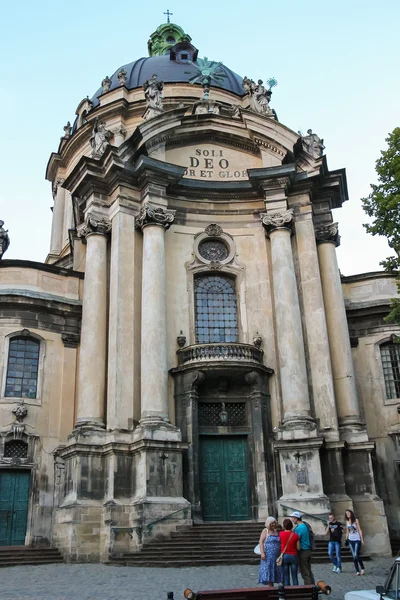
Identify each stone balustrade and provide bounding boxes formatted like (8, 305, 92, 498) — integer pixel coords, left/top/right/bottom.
(177, 343, 263, 366)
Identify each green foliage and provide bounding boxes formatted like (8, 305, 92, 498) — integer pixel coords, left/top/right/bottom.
(362, 127, 400, 323)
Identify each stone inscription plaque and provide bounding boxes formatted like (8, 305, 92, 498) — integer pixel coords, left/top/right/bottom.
(165, 144, 261, 181)
(296, 470, 308, 485)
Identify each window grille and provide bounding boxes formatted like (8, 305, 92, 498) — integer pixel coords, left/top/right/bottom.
(198, 239, 229, 262)
(5, 337, 40, 399)
(4, 440, 28, 459)
(380, 342, 400, 400)
(199, 402, 246, 427)
(194, 275, 238, 343)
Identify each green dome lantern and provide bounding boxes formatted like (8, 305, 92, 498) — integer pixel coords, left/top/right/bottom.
(148, 23, 192, 57)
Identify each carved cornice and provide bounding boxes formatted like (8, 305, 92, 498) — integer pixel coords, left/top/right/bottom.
(135, 204, 176, 230)
(77, 214, 111, 240)
(315, 222, 340, 247)
(261, 209, 294, 234)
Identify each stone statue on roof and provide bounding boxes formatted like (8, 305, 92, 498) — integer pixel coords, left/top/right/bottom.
(301, 129, 325, 159)
(143, 74, 164, 110)
(242, 77, 274, 117)
(0, 220, 10, 259)
(90, 119, 112, 159)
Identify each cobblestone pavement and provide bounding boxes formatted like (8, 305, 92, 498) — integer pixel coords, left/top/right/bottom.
(0, 558, 394, 600)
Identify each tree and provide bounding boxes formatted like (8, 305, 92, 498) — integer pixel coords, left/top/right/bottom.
(362, 127, 400, 323)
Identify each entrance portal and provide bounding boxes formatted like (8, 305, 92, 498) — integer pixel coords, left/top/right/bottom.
(200, 436, 250, 521)
(0, 470, 30, 545)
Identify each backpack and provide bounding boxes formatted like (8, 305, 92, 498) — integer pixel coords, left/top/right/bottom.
(304, 521, 316, 551)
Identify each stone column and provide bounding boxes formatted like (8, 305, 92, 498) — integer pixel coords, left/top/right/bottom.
(50, 179, 65, 254)
(76, 215, 111, 428)
(316, 223, 361, 428)
(295, 210, 339, 437)
(136, 204, 175, 425)
(107, 206, 136, 431)
(262, 209, 312, 427)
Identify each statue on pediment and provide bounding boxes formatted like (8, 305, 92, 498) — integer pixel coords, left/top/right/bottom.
(301, 129, 325, 159)
(242, 77, 275, 117)
(90, 119, 112, 158)
(0, 220, 10, 259)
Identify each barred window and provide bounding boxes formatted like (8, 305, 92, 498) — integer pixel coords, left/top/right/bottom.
(380, 342, 400, 400)
(194, 275, 238, 344)
(5, 337, 40, 399)
(4, 440, 28, 459)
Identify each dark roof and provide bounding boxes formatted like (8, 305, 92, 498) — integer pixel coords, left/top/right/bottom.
(91, 54, 245, 106)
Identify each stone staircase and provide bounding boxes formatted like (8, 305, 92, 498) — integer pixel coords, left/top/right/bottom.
(111, 522, 370, 568)
(0, 546, 63, 568)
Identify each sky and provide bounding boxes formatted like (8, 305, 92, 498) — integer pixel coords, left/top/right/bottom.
(1, 0, 398, 275)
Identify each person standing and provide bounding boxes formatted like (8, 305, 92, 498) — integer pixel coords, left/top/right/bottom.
(279, 518, 300, 586)
(345, 509, 365, 575)
(325, 513, 343, 573)
(258, 517, 283, 586)
(290, 511, 315, 585)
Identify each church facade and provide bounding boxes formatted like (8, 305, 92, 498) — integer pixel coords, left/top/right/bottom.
(0, 22, 399, 561)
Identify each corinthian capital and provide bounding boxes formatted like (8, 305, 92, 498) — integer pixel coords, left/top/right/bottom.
(315, 222, 340, 247)
(77, 214, 111, 240)
(261, 209, 294, 234)
(135, 204, 175, 230)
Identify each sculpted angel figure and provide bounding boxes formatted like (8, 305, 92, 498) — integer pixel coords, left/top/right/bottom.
(0, 220, 10, 259)
(143, 74, 163, 109)
(90, 119, 111, 158)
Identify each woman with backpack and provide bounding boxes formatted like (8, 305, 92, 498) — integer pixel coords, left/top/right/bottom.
(345, 509, 365, 575)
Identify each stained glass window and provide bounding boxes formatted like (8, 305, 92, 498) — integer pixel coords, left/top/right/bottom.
(194, 275, 238, 344)
(5, 337, 40, 399)
(380, 342, 400, 400)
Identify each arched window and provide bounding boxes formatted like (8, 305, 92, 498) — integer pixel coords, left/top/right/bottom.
(194, 274, 238, 344)
(5, 337, 40, 399)
(380, 341, 400, 400)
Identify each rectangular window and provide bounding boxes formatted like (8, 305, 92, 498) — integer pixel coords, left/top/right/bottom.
(380, 342, 400, 400)
(194, 274, 238, 344)
(5, 337, 40, 399)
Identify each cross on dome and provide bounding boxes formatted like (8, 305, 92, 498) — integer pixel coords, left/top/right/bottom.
(164, 9, 173, 23)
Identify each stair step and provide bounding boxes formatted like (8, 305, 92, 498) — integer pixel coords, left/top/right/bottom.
(0, 546, 63, 567)
(110, 523, 370, 569)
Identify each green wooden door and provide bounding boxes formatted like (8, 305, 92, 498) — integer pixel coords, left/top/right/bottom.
(200, 436, 250, 521)
(0, 471, 30, 546)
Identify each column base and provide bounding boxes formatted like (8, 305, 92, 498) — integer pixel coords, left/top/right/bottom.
(351, 494, 391, 556)
(278, 417, 317, 440)
(135, 419, 182, 442)
(74, 417, 105, 432)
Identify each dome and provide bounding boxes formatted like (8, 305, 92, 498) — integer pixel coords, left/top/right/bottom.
(90, 23, 245, 107)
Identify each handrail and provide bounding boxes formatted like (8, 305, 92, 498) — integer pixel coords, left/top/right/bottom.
(280, 504, 329, 524)
(110, 506, 190, 542)
(145, 506, 190, 534)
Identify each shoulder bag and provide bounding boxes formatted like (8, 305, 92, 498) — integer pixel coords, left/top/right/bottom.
(276, 532, 294, 566)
